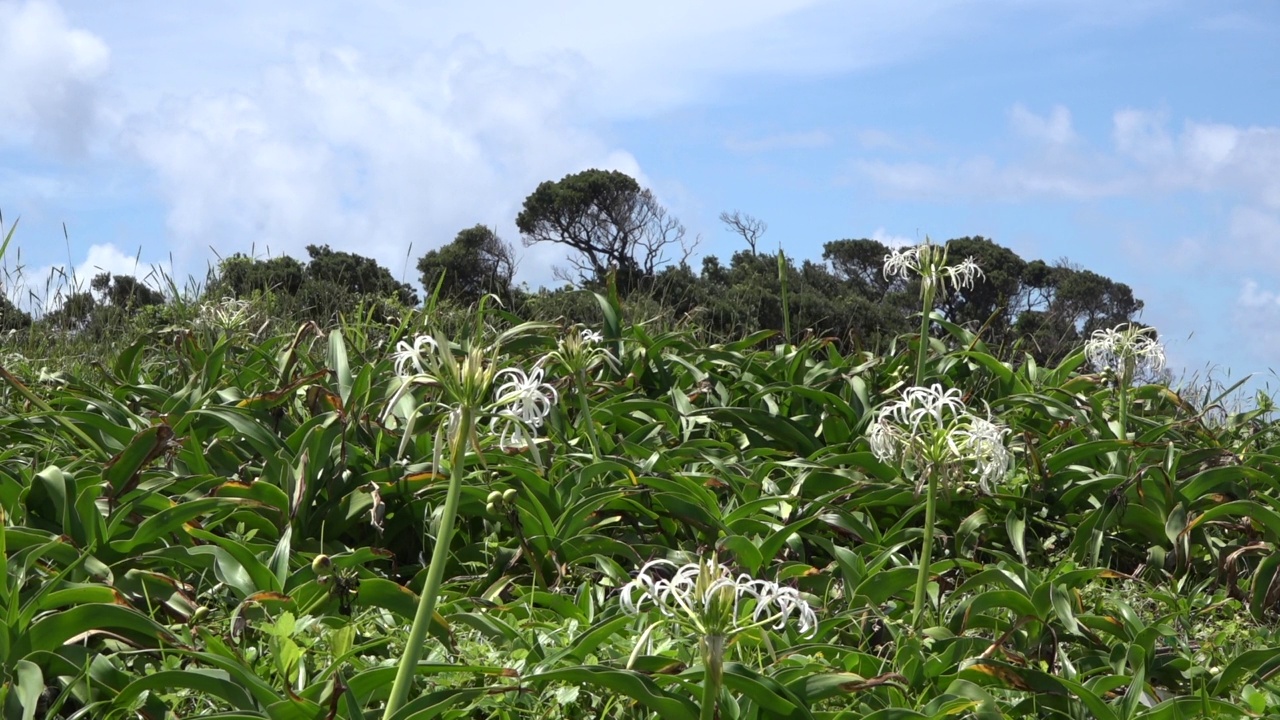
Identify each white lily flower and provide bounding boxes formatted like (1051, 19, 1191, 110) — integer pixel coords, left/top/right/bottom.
(580, 328, 604, 344)
(392, 335, 439, 377)
(882, 242, 984, 299)
(195, 296, 258, 334)
(947, 416, 1013, 493)
(868, 383, 1012, 493)
(1084, 324, 1166, 379)
(490, 366, 558, 448)
(620, 558, 817, 638)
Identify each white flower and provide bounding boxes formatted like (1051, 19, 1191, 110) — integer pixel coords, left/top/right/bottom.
(490, 366, 558, 447)
(620, 558, 817, 638)
(882, 242, 984, 299)
(868, 383, 1012, 492)
(196, 296, 257, 334)
(882, 245, 928, 281)
(580, 328, 604, 344)
(392, 335, 438, 377)
(1084, 324, 1166, 379)
(947, 416, 1012, 493)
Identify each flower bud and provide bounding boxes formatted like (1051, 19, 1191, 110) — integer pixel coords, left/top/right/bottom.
(312, 554, 333, 577)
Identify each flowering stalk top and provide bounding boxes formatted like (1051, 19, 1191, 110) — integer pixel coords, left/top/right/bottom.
(1084, 324, 1166, 380)
(868, 383, 1012, 493)
(883, 241, 984, 300)
(490, 366, 558, 448)
(392, 334, 440, 378)
(620, 558, 817, 639)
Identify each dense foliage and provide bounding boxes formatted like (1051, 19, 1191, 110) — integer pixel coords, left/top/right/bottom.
(1, 234, 1279, 717)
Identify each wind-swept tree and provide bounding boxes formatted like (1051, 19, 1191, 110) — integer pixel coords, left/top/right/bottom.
(417, 225, 517, 304)
(516, 169, 692, 290)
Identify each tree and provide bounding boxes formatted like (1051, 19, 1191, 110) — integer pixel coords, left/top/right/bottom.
(417, 225, 517, 304)
(719, 210, 767, 256)
(90, 272, 166, 310)
(1011, 261, 1144, 363)
(304, 245, 418, 307)
(823, 238, 899, 297)
(212, 254, 306, 298)
(0, 295, 32, 332)
(516, 169, 692, 290)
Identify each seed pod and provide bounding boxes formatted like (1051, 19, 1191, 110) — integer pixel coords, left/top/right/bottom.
(191, 606, 210, 624)
(312, 554, 333, 577)
(502, 488, 517, 504)
(486, 490, 504, 506)
(485, 502, 498, 516)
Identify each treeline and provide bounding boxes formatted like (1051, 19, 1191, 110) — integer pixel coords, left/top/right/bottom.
(0, 169, 1144, 365)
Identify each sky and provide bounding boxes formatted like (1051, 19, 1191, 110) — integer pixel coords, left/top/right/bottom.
(1, 0, 1278, 390)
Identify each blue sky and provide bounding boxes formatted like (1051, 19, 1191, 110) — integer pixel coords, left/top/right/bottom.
(1, 0, 1277, 389)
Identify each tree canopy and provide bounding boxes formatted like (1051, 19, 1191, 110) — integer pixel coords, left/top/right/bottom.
(417, 225, 517, 304)
(515, 169, 691, 290)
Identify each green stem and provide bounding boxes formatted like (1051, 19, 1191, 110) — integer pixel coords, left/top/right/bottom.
(574, 369, 601, 457)
(700, 634, 725, 720)
(382, 404, 473, 719)
(912, 469, 939, 629)
(1116, 364, 1131, 478)
(913, 283, 936, 387)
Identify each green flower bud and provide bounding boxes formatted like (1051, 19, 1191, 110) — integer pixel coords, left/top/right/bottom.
(312, 554, 333, 577)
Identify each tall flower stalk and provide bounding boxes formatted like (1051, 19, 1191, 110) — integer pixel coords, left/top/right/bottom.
(380, 317, 556, 719)
(883, 239, 983, 386)
(1084, 324, 1166, 482)
(539, 325, 615, 457)
(868, 384, 1011, 627)
(621, 558, 817, 720)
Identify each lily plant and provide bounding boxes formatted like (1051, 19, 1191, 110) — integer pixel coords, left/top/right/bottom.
(1083, 323, 1166, 487)
(379, 314, 557, 720)
(868, 384, 1012, 627)
(882, 239, 983, 386)
(621, 557, 817, 720)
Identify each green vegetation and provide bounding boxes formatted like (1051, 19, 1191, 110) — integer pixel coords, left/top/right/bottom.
(1, 193, 1278, 718)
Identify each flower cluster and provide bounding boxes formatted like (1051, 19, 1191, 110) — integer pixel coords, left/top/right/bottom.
(883, 242, 984, 299)
(392, 335, 439, 378)
(490, 366, 558, 448)
(195, 296, 260, 335)
(1084, 324, 1166, 380)
(621, 558, 817, 638)
(868, 384, 1012, 493)
(540, 325, 615, 378)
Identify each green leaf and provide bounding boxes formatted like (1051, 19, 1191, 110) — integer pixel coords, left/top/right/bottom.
(103, 424, 175, 498)
(722, 662, 813, 719)
(524, 666, 698, 720)
(328, 329, 352, 405)
(6, 660, 42, 720)
(116, 670, 258, 712)
(25, 603, 180, 654)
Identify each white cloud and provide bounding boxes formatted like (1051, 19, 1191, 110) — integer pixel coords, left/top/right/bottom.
(10, 242, 165, 311)
(1235, 279, 1280, 357)
(121, 44, 643, 284)
(1239, 279, 1280, 309)
(870, 227, 915, 248)
(1010, 104, 1076, 146)
(0, 0, 109, 153)
(860, 105, 1280, 210)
